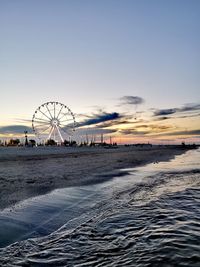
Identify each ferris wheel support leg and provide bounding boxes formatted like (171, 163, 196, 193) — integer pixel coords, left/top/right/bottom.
(56, 125, 64, 143)
(48, 126, 54, 140)
(53, 127, 56, 141)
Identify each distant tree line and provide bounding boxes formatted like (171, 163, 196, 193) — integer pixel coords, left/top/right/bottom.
(0, 138, 36, 147)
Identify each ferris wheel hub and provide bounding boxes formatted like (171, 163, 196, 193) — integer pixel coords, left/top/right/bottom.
(51, 119, 59, 126)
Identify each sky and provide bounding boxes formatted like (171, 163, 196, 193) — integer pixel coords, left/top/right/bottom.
(0, 0, 199, 144)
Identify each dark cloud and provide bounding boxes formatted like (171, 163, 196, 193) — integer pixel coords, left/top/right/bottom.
(94, 113, 135, 128)
(166, 129, 200, 136)
(134, 125, 149, 129)
(96, 120, 133, 128)
(119, 128, 149, 135)
(78, 112, 122, 127)
(176, 113, 200, 119)
(149, 125, 172, 131)
(118, 123, 173, 136)
(181, 103, 200, 112)
(134, 124, 172, 131)
(150, 129, 200, 137)
(0, 125, 32, 134)
(154, 103, 200, 116)
(154, 116, 170, 121)
(154, 108, 177, 116)
(119, 96, 144, 105)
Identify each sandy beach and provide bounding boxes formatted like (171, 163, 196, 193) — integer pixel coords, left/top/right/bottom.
(0, 145, 190, 210)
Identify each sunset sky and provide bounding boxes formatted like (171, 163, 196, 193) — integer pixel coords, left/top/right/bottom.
(0, 0, 199, 144)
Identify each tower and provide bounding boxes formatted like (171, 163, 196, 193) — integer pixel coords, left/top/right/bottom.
(24, 131, 28, 146)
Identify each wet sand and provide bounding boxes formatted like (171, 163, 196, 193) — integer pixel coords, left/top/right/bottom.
(0, 146, 190, 210)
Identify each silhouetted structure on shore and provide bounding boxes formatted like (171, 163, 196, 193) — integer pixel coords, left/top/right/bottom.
(24, 131, 28, 146)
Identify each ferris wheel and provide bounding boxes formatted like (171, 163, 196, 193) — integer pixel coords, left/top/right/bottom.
(32, 102, 76, 142)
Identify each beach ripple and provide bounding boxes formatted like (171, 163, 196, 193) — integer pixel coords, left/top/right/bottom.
(0, 169, 200, 267)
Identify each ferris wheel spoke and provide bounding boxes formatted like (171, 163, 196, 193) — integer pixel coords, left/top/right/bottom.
(59, 124, 74, 130)
(58, 114, 65, 121)
(45, 104, 53, 119)
(58, 112, 71, 121)
(36, 125, 52, 134)
(34, 123, 51, 129)
(38, 109, 52, 121)
(54, 102, 56, 118)
(34, 125, 50, 132)
(56, 105, 64, 120)
(59, 118, 74, 123)
(34, 121, 49, 126)
(34, 117, 51, 123)
(59, 121, 74, 125)
(34, 122, 49, 126)
(59, 126, 73, 135)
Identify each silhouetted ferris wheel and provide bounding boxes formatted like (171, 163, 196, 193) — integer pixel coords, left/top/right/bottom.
(32, 102, 76, 142)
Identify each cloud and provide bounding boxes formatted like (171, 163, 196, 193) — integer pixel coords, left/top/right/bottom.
(154, 116, 170, 121)
(149, 129, 200, 138)
(180, 103, 200, 112)
(119, 96, 144, 105)
(154, 103, 200, 116)
(78, 112, 122, 127)
(118, 123, 173, 136)
(14, 118, 33, 123)
(95, 119, 134, 128)
(166, 129, 200, 136)
(119, 128, 149, 135)
(177, 113, 200, 119)
(154, 108, 177, 116)
(133, 124, 172, 131)
(0, 125, 33, 134)
(148, 125, 172, 131)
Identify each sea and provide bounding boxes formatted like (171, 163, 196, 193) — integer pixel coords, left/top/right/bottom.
(0, 148, 199, 266)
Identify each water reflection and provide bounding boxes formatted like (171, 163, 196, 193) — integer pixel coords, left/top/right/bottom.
(0, 149, 200, 266)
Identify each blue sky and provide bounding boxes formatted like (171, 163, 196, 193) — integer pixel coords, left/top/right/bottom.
(0, 0, 199, 143)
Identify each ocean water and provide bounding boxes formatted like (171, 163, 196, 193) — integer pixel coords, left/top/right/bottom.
(0, 149, 200, 266)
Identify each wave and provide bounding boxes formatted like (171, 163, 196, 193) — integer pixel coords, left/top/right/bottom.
(1, 150, 200, 266)
(1, 167, 200, 266)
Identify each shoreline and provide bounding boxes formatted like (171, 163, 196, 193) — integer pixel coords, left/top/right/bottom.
(0, 146, 192, 210)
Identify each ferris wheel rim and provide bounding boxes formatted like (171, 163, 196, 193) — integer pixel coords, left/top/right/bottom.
(32, 101, 76, 142)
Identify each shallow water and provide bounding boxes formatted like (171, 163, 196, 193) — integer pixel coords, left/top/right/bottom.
(0, 149, 200, 266)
